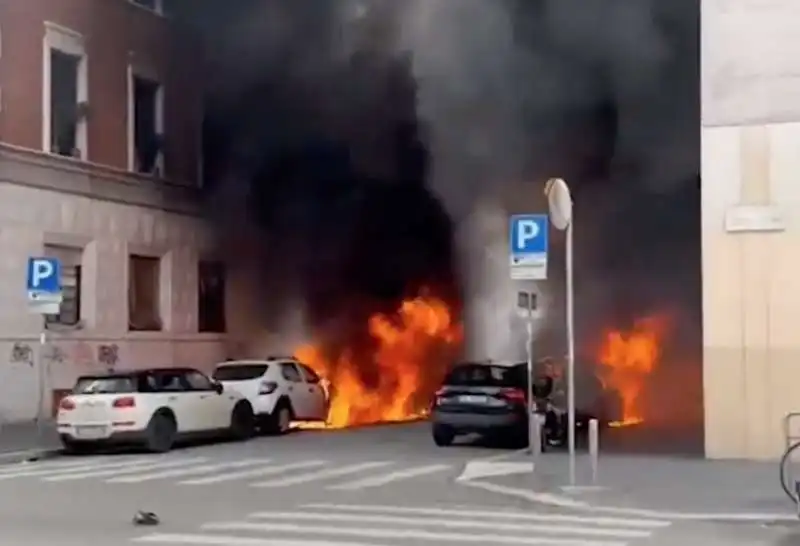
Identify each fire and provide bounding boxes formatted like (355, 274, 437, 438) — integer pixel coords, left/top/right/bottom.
(596, 315, 667, 428)
(294, 291, 462, 429)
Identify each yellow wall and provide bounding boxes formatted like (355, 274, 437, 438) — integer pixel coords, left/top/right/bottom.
(702, 123, 800, 459)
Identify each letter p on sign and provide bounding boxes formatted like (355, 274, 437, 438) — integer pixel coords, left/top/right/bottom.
(32, 260, 54, 287)
(517, 220, 539, 250)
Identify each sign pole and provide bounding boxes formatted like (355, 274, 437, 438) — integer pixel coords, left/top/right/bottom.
(36, 330, 47, 445)
(26, 257, 63, 453)
(566, 219, 576, 486)
(544, 178, 576, 486)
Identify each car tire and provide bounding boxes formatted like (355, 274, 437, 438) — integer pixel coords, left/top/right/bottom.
(266, 400, 293, 436)
(229, 401, 255, 441)
(432, 424, 455, 447)
(145, 412, 177, 453)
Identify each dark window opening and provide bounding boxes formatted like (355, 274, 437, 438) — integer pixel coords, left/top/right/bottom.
(133, 75, 162, 174)
(50, 49, 81, 157)
(128, 255, 162, 331)
(198, 260, 226, 333)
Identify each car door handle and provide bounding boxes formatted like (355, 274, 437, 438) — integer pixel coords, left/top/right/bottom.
(168, 396, 177, 402)
(288, 386, 293, 392)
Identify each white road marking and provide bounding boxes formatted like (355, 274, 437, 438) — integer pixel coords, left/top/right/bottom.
(179, 460, 326, 485)
(0, 457, 154, 479)
(302, 503, 671, 528)
(247, 510, 652, 538)
(107, 459, 272, 483)
(134, 535, 385, 546)
(457, 460, 534, 481)
(202, 521, 628, 545)
(0, 456, 114, 473)
(327, 463, 451, 490)
(43, 457, 209, 481)
(251, 461, 393, 487)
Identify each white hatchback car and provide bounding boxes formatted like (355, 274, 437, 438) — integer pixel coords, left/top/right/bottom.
(212, 358, 329, 434)
(56, 367, 255, 453)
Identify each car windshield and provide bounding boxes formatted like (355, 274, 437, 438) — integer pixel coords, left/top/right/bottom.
(213, 364, 269, 381)
(73, 376, 136, 394)
(444, 363, 525, 388)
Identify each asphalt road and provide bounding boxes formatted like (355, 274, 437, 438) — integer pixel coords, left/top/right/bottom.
(0, 422, 792, 545)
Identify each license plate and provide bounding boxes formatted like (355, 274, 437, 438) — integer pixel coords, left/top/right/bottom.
(459, 395, 488, 404)
(75, 426, 108, 439)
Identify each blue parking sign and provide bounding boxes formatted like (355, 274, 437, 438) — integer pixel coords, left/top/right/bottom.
(509, 214, 548, 280)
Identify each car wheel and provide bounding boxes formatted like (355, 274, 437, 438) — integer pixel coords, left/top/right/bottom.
(145, 413, 177, 453)
(432, 424, 455, 447)
(266, 401, 294, 436)
(229, 401, 255, 441)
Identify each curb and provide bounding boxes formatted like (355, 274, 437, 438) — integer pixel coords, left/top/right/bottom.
(457, 477, 799, 522)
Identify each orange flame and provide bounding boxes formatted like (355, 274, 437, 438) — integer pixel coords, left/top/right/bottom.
(597, 315, 667, 427)
(294, 291, 462, 428)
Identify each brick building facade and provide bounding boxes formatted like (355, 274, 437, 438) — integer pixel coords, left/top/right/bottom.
(0, 0, 228, 422)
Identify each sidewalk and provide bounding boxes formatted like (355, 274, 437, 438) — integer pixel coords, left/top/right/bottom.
(479, 451, 794, 516)
(0, 420, 62, 461)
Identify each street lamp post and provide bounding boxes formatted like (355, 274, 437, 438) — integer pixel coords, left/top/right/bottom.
(544, 177, 576, 486)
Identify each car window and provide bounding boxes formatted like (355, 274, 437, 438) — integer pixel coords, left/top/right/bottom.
(280, 363, 302, 383)
(153, 371, 188, 392)
(444, 364, 526, 388)
(184, 370, 214, 391)
(73, 376, 136, 394)
(297, 364, 321, 384)
(213, 364, 269, 381)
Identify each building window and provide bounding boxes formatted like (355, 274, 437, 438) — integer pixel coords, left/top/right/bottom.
(128, 69, 165, 176)
(198, 261, 226, 333)
(43, 23, 88, 159)
(128, 255, 162, 331)
(44, 245, 82, 328)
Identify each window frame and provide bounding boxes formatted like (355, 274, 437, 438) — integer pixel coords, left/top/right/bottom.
(42, 22, 88, 160)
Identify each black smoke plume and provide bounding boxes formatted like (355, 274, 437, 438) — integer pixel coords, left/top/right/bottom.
(174, 0, 701, 438)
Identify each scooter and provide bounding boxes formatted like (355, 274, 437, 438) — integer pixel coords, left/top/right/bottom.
(533, 398, 566, 450)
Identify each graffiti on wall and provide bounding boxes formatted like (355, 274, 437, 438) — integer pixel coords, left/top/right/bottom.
(46, 345, 66, 364)
(97, 343, 119, 372)
(9, 342, 33, 366)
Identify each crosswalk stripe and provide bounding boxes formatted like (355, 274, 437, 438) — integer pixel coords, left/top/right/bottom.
(202, 521, 627, 545)
(43, 457, 209, 482)
(303, 503, 672, 528)
(179, 460, 327, 485)
(134, 535, 384, 546)
(0, 457, 113, 474)
(247, 511, 651, 538)
(0, 457, 154, 479)
(251, 461, 393, 488)
(327, 463, 450, 490)
(107, 459, 272, 483)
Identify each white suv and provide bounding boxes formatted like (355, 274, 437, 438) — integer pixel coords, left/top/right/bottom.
(212, 358, 329, 434)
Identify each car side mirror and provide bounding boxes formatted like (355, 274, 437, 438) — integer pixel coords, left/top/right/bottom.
(213, 382, 223, 394)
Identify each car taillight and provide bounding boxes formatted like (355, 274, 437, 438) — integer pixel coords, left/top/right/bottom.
(500, 388, 526, 404)
(112, 396, 136, 409)
(59, 398, 75, 411)
(259, 381, 278, 395)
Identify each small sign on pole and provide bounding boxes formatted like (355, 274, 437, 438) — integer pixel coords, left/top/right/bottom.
(26, 257, 63, 315)
(509, 214, 549, 280)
